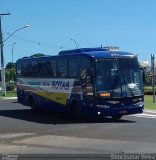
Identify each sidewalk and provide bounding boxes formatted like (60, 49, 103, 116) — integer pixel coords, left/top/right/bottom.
(0, 96, 17, 100)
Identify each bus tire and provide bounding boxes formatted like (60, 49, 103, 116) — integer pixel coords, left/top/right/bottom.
(111, 115, 123, 120)
(17, 95, 22, 103)
(71, 100, 82, 120)
(30, 97, 38, 112)
(17, 91, 23, 103)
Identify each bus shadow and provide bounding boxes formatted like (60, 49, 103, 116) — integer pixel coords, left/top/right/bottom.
(0, 108, 136, 124)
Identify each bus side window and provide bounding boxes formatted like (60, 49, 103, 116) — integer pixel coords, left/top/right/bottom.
(68, 58, 79, 78)
(51, 60, 57, 77)
(80, 57, 90, 70)
(21, 61, 29, 77)
(39, 61, 51, 77)
(57, 59, 67, 77)
(30, 61, 38, 77)
(16, 62, 21, 77)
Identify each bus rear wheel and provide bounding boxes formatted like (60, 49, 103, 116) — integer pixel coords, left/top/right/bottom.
(30, 97, 38, 112)
(17, 91, 24, 103)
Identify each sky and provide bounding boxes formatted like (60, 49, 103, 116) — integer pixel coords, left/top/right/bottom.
(0, 0, 156, 66)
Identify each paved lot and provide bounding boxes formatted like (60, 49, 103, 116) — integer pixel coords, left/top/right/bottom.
(0, 98, 156, 155)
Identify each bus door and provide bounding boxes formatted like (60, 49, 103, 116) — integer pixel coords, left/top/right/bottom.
(80, 66, 95, 113)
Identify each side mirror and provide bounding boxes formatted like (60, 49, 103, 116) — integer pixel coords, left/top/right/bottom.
(80, 68, 93, 81)
(80, 68, 88, 81)
(80, 68, 94, 96)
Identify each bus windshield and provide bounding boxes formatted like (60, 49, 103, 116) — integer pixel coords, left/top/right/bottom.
(95, 58, 143, 98)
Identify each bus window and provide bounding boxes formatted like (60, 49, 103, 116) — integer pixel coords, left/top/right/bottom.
(51, 60, 57, 77)
(80, 57, 90, 70)
(68, 58, 79, 78)
(30, 61, 38, 77)
(39, 61, 52, 77)
(95, 59, 120, 93)
(21, 61, 29, 77)
(57, 59, 67, 77)
(16, 62, 21, 77)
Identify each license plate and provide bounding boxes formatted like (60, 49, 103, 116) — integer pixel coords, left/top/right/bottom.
(119, 110, 127, 114)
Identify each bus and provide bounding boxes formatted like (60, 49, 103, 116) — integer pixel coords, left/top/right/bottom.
(16, 47, 144, 120)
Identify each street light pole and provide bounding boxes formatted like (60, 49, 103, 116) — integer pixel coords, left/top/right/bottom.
(151, 54, 155, 103)
(0, 13, 10, 96)
(0, 13, 29, 96)
(11, 42, 16, 69)
(3, 25, 29, 43)
(70, 38, 78, 48)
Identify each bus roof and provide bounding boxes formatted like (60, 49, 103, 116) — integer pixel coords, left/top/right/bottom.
(58, 47, 136, 58)
(17, 47, 136, 62)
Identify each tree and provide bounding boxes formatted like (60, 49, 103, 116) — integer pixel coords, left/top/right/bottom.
(30, 53, 45, 57)
(5, 62, 16, 83)
(5, 62, 16, 69)
(5, 68, 16, 83)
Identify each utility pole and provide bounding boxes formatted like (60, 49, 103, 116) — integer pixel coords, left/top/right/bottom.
(151, 54, 155, 103)
(0, 13, 11, 96)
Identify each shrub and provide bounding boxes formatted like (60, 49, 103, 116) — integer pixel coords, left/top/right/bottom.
(6, 84, 16, 91)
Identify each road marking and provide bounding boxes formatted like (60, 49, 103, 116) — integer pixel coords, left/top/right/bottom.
(129, 110, 156, 119)
(131, 113, 156, 119)
(144, 109, 156, 114)
(0, 133, 35, 139)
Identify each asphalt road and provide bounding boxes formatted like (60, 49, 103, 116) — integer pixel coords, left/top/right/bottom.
(0, 98, 156, 155)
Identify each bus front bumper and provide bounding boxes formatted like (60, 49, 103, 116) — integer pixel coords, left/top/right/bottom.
(96, 104, 144, 117)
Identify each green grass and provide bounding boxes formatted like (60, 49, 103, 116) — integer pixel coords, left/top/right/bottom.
(143, 86, 156, 110)
(0, 91, 16, 97)
(144, 86, 152, 92)
(144, 95, 156, 110)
